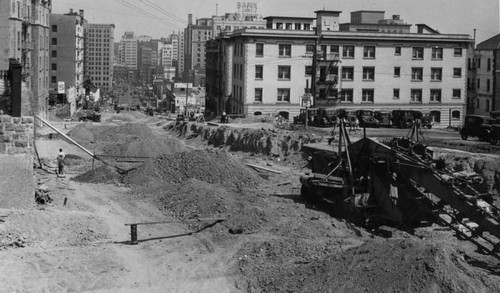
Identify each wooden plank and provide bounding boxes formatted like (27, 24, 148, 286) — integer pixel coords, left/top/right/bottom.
(125, 218, 226, 226)
(245, 163, 282, 174)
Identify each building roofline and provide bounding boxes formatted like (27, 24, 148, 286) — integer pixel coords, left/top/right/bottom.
(340, 23, 411, 27)
(314, 10, 342, 14)
(228, 28, 473, 42)
(263, 16, 316, 21)
(351, 10, 385, 13)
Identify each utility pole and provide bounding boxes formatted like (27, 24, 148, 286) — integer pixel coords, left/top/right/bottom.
(311, 36, 318, 109)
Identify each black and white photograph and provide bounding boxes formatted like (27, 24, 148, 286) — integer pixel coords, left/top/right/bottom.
(0, 0, 499, 292)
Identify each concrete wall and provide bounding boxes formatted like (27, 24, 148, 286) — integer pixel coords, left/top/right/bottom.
(0, 115, 34, 209)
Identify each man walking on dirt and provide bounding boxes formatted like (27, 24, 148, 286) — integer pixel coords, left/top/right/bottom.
(57, 148, 65, 176)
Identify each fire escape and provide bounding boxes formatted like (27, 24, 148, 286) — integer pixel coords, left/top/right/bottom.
(312, 43, 341, 108)
(21, 16, 32, 82)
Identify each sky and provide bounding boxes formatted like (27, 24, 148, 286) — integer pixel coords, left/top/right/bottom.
(52, 0, 499, 44)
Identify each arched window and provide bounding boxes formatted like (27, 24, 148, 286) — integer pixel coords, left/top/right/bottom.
(452, 110, 461, 119)
(254, 111, 262, 116)
(430, 110, 441, 123)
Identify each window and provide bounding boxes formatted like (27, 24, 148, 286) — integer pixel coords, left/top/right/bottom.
(454, 48, 462, 56)
(295, 23, 301, 30)
(452, 89, 461, 99)
(363, 46, 375, 58)
(431, 68, 442, 81)
(477, 79, 480, 89)
(51, 38, 57, 45)
(278, 66, 291, 79)
(362, 89, 374, 102)
(430, 89, 442, 102)
(340, 89, 353, 102)
(487, 58, 491, 71)
(477, 58, 481, 68)
(277, 88, 290, 102)
(394, 46, 401, 56)
(305, 66, 313, 76)
(452, 110, 461, 119)
(304, 24, 311, 30)
(487, 79, 491, 91)
(51, 25, 57, 32)
(286, 23, 293, 30)
(393, 89, 400, 99)
(279, 44, 291, 57)
(486, 100, 490, 111)
(255, 65, 263, 79)
(362, 67, 375, 80)
(431, 47, 443, 59)
(394, 67, 400, 77)
(342, 45, 355, 58)
(453, 68, 462, 78)
(51, 76, 57, 83)
(412, 47, 424, 59)
(305, 44, 315, 54)
(51, 63, 57, 70)
(256, 43, 263, 57)
(341, 67, 354, 80)
(411, 89, 422, 102)
(255, 88, 263, 102)
(330, 45, 339, 55)
(411, 68, 423, 81)
(51, 50, 57, 58)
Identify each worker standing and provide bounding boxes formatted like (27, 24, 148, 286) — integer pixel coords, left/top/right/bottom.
(57, 148, 65, 176)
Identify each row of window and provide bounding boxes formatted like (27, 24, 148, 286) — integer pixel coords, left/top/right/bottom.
(253, 43, 463, 59)
(252, 88, 462, 103)
(468, 78, 492, 92)
(253, 65, 464, 81)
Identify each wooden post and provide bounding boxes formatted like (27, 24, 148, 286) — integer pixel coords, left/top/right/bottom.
(130, 224, 138, 245)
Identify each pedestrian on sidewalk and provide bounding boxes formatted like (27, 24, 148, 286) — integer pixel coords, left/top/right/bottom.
(57, 148, 65, 176)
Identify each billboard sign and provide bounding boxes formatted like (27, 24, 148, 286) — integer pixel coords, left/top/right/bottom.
(57, 81, 65, 94)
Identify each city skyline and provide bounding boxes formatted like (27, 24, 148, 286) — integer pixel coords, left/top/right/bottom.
(52, 0, 499, 43)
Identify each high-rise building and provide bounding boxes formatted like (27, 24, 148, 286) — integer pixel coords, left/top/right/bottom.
(120, 31, 138, 69)
(50, 9, 86, 107)
(183, 15, 212, 80)
(178, 30, 185, 79)
(84, 23, 115, 93)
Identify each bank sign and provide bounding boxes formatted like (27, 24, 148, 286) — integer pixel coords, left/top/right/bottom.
(237, 2, 257, 13)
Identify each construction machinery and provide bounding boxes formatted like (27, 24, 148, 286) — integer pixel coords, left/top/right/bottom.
(300, 115, 500, 255)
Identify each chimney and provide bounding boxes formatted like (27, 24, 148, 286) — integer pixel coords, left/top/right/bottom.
(69, 8, 73, 14)
(188, 14, 193, 25)
(79, 10, 84, 19)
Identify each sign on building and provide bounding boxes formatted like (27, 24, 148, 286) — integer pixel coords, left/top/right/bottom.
(57, 81, 65, 94)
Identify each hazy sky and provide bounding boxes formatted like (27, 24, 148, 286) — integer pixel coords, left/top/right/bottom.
(52, 0, 499, 43)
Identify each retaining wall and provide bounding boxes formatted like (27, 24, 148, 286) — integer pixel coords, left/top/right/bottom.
(0, 115, 34, 208)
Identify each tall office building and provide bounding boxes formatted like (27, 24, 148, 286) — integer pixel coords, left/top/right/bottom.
(50, 9, 86, 101)
(183, 14, 212, 80)
(84, 23, 115, 93)
(120, 31, 138, 69)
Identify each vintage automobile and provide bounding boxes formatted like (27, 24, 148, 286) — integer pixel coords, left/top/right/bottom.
(374, 111, 392, 127)
(293, 108, 318, 125)
(356, 110, 380, 128)
(460, 115, 497, 141)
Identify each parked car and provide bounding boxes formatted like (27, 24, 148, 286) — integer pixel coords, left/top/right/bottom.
(392, 110, 419, 128)
(490, 124, 500, 145)
(374, 111, 392, 127)
(315, 107, 338, 127)
(356, 110, 380, 128)
(293, 108, 318, 125)
(460, 115, 497, 141)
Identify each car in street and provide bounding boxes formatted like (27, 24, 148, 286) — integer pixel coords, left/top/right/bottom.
(460, 115, 497, 141)
(356, 110, 380, 128)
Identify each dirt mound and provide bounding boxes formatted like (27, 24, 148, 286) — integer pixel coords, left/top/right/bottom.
(72, 165, 122, 184)
(239, 237, 499, 293)
(124, 149, 262, 188)
(67, 123, 103, 144)
(106, 111, 145, 122)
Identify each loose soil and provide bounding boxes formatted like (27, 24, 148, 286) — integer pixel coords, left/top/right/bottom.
(1, 111, 499, 292)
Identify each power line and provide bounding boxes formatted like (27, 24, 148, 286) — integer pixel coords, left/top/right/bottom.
(111, 0, 183, 30)
(138, 0, 187, 25)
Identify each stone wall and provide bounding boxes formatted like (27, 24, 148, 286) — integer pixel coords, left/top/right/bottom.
(0, 115, 34, 208)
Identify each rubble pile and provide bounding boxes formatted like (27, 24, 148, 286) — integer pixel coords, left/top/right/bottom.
(72, 165, 122, 184)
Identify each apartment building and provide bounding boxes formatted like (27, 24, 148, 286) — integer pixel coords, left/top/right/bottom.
(84, 23, 115, 93)
(50, 10, 86, 104)
(468, 34, 500, 116)
(207, 10, 473, 128)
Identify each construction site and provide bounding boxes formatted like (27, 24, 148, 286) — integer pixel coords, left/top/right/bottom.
(1, 109, 500, 292)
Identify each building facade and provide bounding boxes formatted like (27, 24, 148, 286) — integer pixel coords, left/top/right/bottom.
(468, 34, 500, 116)
(183, 15, 212, 80)
(0, 0, 51, 118)
(84, 23, 115, 93)
(50, 10, 86, 102)
(207, 10, 473, 128)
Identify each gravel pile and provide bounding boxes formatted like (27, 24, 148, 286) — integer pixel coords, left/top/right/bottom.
(125, 149, 261, 188)
(72, 165, 122, 184)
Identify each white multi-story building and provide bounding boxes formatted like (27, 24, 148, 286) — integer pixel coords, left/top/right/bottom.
(161, 43, 174, 67)
(84, 23, 115, 93)
(207, 10, 473, 127)
(178, 30, 185, 77)
(120, 31, 138, 69)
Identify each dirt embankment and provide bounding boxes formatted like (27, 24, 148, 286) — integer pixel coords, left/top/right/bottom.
(164, 121, 322, 160)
